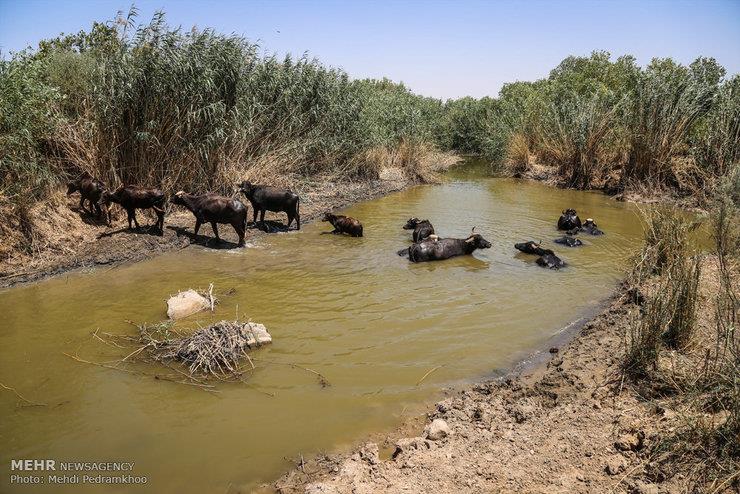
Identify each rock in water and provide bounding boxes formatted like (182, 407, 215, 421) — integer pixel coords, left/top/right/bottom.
(166, 289, 211, 320)
(424, 419, 451, 441)
(243, 322, 272, 345)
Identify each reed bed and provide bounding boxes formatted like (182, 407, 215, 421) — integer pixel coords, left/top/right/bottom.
(2, 13, 738, 261)
(442, 52, 737, 198)
(622, 170, 739, 486)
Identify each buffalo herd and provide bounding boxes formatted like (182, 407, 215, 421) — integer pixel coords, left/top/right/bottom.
(66, 173, 603, 268)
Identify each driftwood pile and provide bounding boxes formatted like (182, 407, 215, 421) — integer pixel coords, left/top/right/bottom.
(141, 320, 272, 378)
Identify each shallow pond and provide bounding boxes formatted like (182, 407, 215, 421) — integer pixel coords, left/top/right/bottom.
(0, 159, 647, 492)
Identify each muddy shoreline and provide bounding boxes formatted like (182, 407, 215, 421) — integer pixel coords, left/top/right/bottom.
(266, 289, 627, 493)
(268, 257, 727, 493)
(0, 177, 417, 289)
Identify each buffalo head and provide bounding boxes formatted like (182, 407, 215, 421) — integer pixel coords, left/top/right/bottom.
(515, 240, 541, 254)
(403, 217, 421, 230)
(238, 181, 255, 198)
(465, 229, 492, 250)
(170, 190, 188, 207)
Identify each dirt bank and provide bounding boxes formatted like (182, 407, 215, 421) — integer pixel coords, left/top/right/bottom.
(0, 173, 431, 289)
(516, 162, 711, 213)
(269, 256, 736, 494)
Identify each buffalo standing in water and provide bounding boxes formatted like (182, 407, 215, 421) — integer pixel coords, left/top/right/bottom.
(403, 217, 435, 242)
(67, 172, 107, 220)
(100, 184, 166, 233)
(322, 212, 363, 237)
(407, 229, 491, 263)
(171, 191, 247, 247)
(514, 241, 566, 269)
(557, 209, 582, 231)
(237, 181, 300, 230)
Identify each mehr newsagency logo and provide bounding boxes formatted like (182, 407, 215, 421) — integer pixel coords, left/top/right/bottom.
(9, 459, 147, 486)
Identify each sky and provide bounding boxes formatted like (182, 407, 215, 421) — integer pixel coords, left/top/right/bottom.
(0, 0, 738, 100)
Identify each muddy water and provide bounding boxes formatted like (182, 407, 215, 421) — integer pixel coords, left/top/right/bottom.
(1, 160, 647, 493)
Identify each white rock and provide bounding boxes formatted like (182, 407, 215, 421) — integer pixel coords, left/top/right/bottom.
(247, 322, 272, 345)
(166, 290, 211, 320)
(424, 419, 451, 441)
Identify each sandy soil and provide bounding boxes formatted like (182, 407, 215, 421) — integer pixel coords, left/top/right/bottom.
(0, 176, 415, 289)
(268, 257, 735, 494)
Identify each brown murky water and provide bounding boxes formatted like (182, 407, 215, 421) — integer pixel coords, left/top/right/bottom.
(1, 160, 648, 492)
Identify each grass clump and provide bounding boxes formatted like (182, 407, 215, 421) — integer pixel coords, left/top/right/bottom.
(624, 169, 739, 488)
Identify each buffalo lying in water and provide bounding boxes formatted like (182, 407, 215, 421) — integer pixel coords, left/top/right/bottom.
(403, 217, 435, 242)
(67, 172, 107, 219)
(237, 181, 300, 230)
(514, 241, 566, 269)
(554, 236, 583, 247)
(566, 218, 604, 236)
(557, 209, 582, 231)
(101, 184, 166, 233)
(171, 191, 247, 247)
(581, 218, 604, 235)
(322, 212, 363, 237)
(537, 253, 566, 269)
(407, 230, 491, 263)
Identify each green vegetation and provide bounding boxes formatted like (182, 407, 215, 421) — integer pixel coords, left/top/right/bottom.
(444, 52, 739, 198)
(0, 10, 447, 210)
(623, 166, 739, 486)
(1, 10, 738, 257)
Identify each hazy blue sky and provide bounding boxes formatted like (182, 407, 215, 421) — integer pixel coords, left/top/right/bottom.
(1, 0, 738, 99)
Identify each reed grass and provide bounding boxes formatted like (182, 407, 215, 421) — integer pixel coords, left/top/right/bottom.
(663, 255, 701, 350)
(624, 170, 739, 487)
(0, 10, 452, 257)
(441, 52, 736, 199)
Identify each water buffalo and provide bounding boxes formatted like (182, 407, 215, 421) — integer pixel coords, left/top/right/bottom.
(171, 191, 247, 246)
(581, 218, 604, 236)
(554, 236, 583, 247)
(396, 234, 439, 256)
(403, 218, 435, 242)
(321, 212, 363, 237)
(537, 253, 566, 269)
(67, 172, 107, 219)
(557, 209, 582, 231)
(514, 241, 566, 269)
(237, 181, 300, 230)
(407, 229, 491, 262)
(100, 184, 166, 233)
(514, 241, 549, 256)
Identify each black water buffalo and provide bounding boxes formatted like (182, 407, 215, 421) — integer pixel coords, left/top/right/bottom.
(101, 184, 166, 232)
(514, 241, 550, 256)
(581, 218, 604, 236)
(403, 217, 435, 242)
(537, 253, 566, 269)
(407, 230, 491, 262)
(514, 241, 566, 269)
(237, 181, 300, 230)
(67, 172, 107, 219)
(171, 191, 247, 246)
(321, 212, 363, 237)
(554, 236, 583, 247)
(557, 209, 582, 231)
